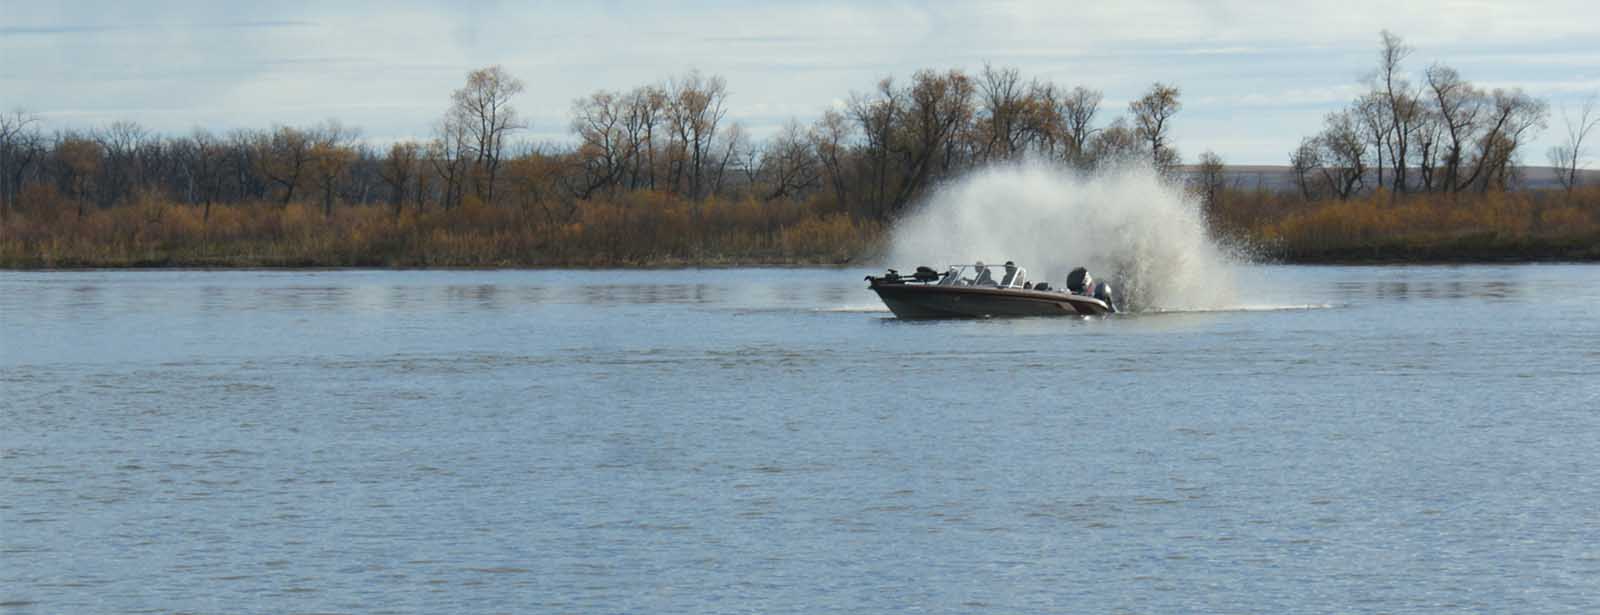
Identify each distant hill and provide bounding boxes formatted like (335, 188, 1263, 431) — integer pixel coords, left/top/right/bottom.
(1178, 165, 1600, 192)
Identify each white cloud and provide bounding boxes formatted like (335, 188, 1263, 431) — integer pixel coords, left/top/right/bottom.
(6, 0, 1600, 164)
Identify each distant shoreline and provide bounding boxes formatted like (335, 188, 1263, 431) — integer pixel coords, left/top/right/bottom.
(6, 251, 1599, 271)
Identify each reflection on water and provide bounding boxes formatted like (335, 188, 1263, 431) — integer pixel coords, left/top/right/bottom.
(3, 266, 1600, 613)
(1333, 278, 1521, 301)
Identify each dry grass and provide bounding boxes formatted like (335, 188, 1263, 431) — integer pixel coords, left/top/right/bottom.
(0, 193, 882, 268)
(1212, 186, 1600, 262)
(4, 185, 1597, 267)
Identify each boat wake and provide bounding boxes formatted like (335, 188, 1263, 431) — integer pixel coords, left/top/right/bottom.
(1141, 303, 1339, 314)
(885, 162, 1251, 313)
(815, 305, 891, 313)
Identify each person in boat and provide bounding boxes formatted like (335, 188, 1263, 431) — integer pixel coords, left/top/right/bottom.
(971, 261, 998, 287)
(1000, 261, 1023, 288)
(1066, 267, 1117, 312)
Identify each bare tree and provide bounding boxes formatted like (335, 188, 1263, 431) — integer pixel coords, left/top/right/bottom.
(570, 89, 631, 198)
(1353, 92, 1390, 190)
(1315, 110, 1369, 199)
(1130, 82, 1182, 173)
(1088, 117, 1142, 168)
(849, 78, 901, 217)
(379, 141, 422, 216)
(309, 121, 358, 217)
(428, 114, 473, 210)
(761, 119, 820, 201)
(810, 109, 853, 209)
(0, 109, 43, 220)
(890, 69, 975, 216)
(255, 126, 315, 204)
(1424, 64, 1485, 192)
(1060, 86, 1103, 168)
(977, 63, 1028, 161)
(621, 85, 665, 189)
(1465, 88, 1548, 192)
(449, 66, 526, 205)
(1193, 150, 1226, 213)
(93, 121, 151, 207)
(1547, 93, 1599, 193)
(665, 70, 729, 199)
(179, 129, 227, 220)
(1374, 30, 1419, 193)
(1290, 137, 1321, 200)
(52, 134, 102, 218)
(708, 122, 748, 198)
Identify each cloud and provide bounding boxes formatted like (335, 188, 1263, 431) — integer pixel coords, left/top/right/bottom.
(6, 0, 1600, 165)
(0, 20, 313, 36)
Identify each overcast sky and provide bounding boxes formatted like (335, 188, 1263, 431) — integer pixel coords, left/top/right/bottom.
(4, 0, 1598, 165)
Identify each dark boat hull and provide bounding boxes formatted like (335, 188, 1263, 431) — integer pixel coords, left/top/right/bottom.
(869, 282, 1112, 318)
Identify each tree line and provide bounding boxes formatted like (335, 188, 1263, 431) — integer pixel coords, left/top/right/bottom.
(3, 29, 1596, 267)
(1288, 30, 1575, 200)
(0, 64, 1190, 228)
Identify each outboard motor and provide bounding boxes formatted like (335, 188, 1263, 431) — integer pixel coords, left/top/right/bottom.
(1066, 267, 1117, 313)
(1094, 281, 1118, 313)
(1065, 267, 1090, 293)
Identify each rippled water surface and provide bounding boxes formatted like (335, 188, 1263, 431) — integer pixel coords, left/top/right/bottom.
(4, 266, 1600, 613)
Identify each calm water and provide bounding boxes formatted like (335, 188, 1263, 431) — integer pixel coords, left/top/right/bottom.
(3, 265, 1600, 613)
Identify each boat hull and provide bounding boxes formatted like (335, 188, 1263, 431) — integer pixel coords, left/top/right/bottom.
(869, 282, 1111, 318)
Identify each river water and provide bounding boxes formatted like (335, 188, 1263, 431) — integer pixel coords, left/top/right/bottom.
(3, 265, 1599, 613)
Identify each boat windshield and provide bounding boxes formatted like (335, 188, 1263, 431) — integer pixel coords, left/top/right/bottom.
(999, 267, 1025, 288)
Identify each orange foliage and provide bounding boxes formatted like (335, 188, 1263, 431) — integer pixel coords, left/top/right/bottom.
(1227, 186, 1600, 261)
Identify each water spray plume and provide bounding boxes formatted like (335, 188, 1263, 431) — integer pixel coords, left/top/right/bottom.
(885, 162, 1247, 312)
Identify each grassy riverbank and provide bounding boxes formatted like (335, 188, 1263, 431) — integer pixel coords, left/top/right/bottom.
(1225, 186, 1600, 263)
(3, 186, 1598, 268)
(0, 195, 881, 268)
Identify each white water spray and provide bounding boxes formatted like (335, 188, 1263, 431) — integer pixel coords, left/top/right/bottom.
(885, 162, 1247, 312)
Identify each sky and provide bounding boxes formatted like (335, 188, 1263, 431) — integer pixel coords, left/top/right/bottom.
(3, 0, 1598, 166)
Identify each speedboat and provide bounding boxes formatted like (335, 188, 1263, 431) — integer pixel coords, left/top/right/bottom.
(866, 262, 1116, 319)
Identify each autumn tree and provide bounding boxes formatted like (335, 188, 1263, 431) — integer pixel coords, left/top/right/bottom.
(309, 121, 358, 217)
(570, 89, 633, 198)
(665, 70, 729, 199)
(52, 134, 102, 218)
(1469, 88, 1548, 192)
(858, 69, 977, 219)
(448, 65, 526, 205)
(1088, 117, 1141, 168)
(256, 126, 314, 204)
(379, 141, 422, 216)
(1130, 82, 1182, 173)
